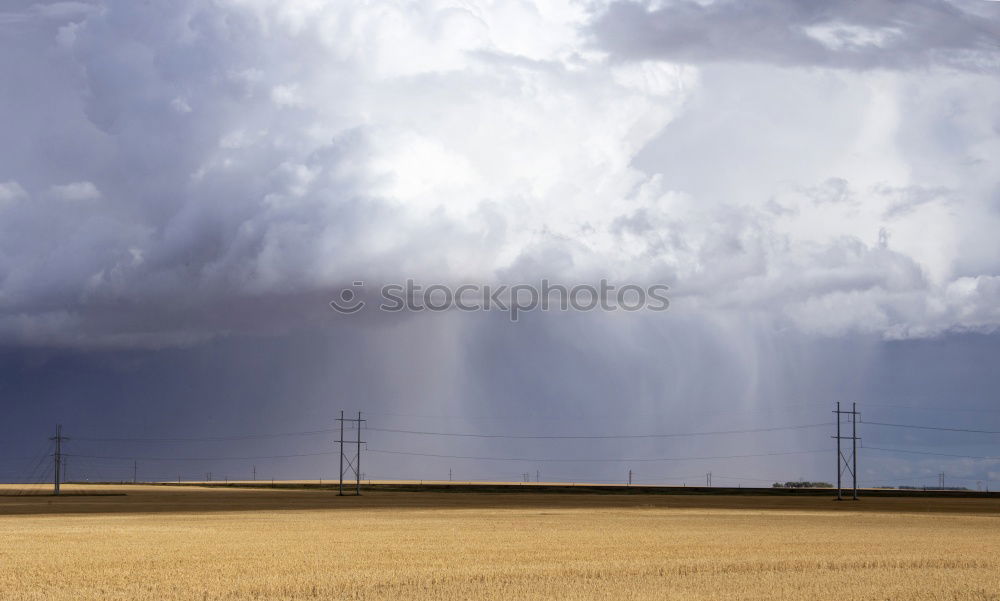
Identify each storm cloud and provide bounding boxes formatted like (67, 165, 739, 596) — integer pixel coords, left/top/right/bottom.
(1, 0, 999, 486)
(593, 0, 1000, 72)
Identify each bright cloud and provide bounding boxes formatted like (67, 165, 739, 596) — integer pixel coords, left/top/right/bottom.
(0, 0, 998, 347)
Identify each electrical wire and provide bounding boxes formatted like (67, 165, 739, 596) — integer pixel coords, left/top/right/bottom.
(863, 421, 1000, 435)
(72, 428, 340, 443)
(367, 422, 834, 440)
(367, 448, 829, 463)
(65, 450, 339, 462)
(865, 446, 1000, 460)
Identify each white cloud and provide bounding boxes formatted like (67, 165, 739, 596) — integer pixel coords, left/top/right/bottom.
(48, 181, 101, 201)
(804, 23, 902, 51)
(0, 180, 27, 205)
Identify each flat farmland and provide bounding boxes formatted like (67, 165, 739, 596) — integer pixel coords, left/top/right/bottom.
(1, 485, 999, 600)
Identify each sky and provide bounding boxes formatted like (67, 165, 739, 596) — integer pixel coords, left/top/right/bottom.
(1, 0, 999, 489)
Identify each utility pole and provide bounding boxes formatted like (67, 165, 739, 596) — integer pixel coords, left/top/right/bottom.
(356, 411, 362, 495)
(836, 402, 841, 500)
(336, 411, 365, 496)
(852, 402, 858, 500)
(536, 470, 540, 483)
(339, 410, 344, 495)
(252, 464, 256, 481)
(939, 472, 945, 489)
(706, 472, 712, 487)
(449, 468, 452, 482)
(49, 425, 68, 496)
(833, 402, 860, 500)
(628, 469, 632, 486)
(133, 460, 137, 484)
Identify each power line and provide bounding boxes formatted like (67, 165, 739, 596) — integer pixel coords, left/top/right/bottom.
(362, 401, 835, 423)
(863, 421, 1000, 435)
(864, 403, 1000, 416)
(367, 448, 828, 463)
(367, 422, 833, 440)
(65, 450, 338, 462)
(72, 428, 339, 443)
(866, 446, 1000, 461)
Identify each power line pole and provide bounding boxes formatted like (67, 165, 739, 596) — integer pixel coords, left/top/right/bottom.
(357, 411, 363, 495)
(49, 424, 68, 496)
(339, 410, 344, 495)
(133, 460, 137, 484)
(852, 402, 858, 500)
(628, 469, 632, 486)
(336, 411, 365, 496)
(833, 401, 860, 500)
(836, 402, 841, 500)
(252, 464, 256, 481)
(706, 472, 712, 487)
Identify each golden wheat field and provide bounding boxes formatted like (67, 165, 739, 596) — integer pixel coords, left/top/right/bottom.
(1, 485, 999, 600)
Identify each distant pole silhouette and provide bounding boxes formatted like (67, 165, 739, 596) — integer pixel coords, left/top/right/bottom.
(49, 425, 68, 495)
(852, 402, 858, 500)
(338, 410, 344, 495)
(356, 411, 362, 495)
(836, 402, 842, 500)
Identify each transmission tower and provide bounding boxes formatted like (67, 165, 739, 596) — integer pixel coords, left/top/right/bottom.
(833, 401, 860, 500)
(49, 425, 69, 495)
(336, 410, 365, 495)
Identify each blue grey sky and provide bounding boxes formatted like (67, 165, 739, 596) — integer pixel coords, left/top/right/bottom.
(1, 0, 999, 488)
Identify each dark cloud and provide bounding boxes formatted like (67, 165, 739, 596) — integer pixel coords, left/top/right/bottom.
(592, 0, 1000, 72)
(1, 0, 1000, 486)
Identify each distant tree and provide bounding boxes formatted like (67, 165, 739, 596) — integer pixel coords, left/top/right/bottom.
(773, 481, 833, 488)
